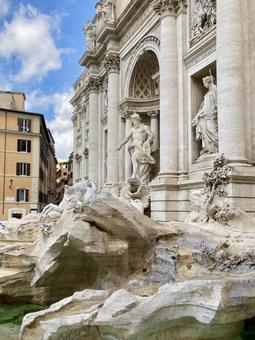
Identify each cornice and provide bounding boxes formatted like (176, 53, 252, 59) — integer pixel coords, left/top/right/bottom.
(96, 23, 117, 44)
(183, 30, 216, 69)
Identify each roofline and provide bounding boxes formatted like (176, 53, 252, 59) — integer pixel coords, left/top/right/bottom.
(0, 107, 54, 147)
(0, 91, 26, 100)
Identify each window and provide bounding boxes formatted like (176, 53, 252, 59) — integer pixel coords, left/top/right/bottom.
(16, 189, 29, 202)
(16, 163, 31, 176)
(18, 118, 31, 132)
(11, 213, 23, 219)
(17, 139, 31, 152)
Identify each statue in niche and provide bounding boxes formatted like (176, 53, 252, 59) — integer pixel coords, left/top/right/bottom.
(192, 0, 216, 38)
(117, 113, 156, 184)
(82, 21, 96, 51)
(192, 72, 218, 156)
(102, 0, 115, 24)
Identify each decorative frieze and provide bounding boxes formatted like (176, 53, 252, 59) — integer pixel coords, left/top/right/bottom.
(190, 0, 216, 45)
(104, 54, 120, 72)
(183, 34, 216, 69)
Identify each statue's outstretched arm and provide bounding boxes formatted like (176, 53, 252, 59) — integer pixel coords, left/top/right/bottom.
(117, 132, 132, 150)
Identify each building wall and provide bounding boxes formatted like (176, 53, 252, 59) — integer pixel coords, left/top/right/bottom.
(0, 97, 56, 221)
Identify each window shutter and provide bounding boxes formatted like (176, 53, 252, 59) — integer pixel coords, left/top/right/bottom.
(27, 140, 31, 153)
(28, 119, 32, 132)
(18, 118, 22, 131)
(26, 189, 29, 202)
(17, 139, 20, 152)
(27, 163, 31, 176)
(16, 163, 19, 175)
(16, 189, 20, 202)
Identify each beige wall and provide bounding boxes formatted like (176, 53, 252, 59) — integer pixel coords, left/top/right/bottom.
(0, 92, 25, 111)
(0, 108, 56, 221)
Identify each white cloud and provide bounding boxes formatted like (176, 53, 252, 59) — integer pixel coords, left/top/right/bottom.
(0, 0, 11, 18)
(0, 4, 72, 83)
(26, 89, 74, 160)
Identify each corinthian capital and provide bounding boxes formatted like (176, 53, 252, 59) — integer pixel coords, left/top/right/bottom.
(153, 0, 186, 17)
(104, 53, 120, 72)
(86, 76, 101, 93)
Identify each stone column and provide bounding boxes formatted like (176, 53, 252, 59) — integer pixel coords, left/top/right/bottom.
(153, 0, 179, 175)
(104, 54, 120, 184)
(71, 112, 78, 181)
(217, 0, 247, 162)
(125, 112, 132, 181)
(87, 77, 100, 184)
(148, 110, 159, 152)
(119, 113, 126, 182)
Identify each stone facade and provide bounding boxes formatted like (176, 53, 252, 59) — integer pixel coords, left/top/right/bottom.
(71, 0, 255, 222)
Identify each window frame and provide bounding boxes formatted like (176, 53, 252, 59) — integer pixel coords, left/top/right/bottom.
(17, 139, 31, 153)
(16, 162, 31, 176)
(16, 188, 29, 202)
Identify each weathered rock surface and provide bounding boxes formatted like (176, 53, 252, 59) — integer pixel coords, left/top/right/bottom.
(1, 187, 255, 339)
(20, 276, 255, 340)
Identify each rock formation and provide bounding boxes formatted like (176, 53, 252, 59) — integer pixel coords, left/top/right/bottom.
(0, 164, 255, 339)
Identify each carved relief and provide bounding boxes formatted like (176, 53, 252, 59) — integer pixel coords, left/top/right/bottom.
(189, 154, 235, 225)
(191, 0, 216, 43)
(102, 0, 115, 24)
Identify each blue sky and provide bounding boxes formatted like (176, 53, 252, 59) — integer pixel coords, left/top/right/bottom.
(0, 0, 97, 159)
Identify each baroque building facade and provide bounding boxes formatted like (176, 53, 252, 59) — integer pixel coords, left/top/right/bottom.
(71, 0, 255, 222)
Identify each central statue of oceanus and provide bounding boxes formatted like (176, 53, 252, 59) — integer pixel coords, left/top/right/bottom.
(117, 113, 155, 184)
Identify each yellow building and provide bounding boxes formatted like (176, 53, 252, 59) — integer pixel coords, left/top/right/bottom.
(0, 91, 57, 221)
(56, 153, 73, 204)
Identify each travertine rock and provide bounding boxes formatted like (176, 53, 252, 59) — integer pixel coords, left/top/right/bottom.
(1, 187, 255, 339)
(20, 277, 255, 340)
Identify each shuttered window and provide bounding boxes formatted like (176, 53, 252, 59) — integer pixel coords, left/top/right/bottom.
(17, 139, 31, 152)
(18, 118, 31, 132)
(16, 189, 29, 202)
(16, 163, 31, 176)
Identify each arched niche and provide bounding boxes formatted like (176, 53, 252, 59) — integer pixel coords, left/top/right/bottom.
(129, 50, 159, 99)
(124, 35, 160, 98)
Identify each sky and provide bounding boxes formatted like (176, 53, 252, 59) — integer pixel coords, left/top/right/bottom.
(0, 0, 97, 160)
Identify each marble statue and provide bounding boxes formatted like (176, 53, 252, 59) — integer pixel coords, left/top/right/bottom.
(192, 73, 218, 156)
(82, 21, 96, 50)
(117, 113, 156, 184)
(120, 178, 149, 213)
(102, 0, 115, 24)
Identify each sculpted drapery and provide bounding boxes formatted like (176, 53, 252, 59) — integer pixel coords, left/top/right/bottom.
(117, 113, 155, 184)
(192, 75, 218, 156)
